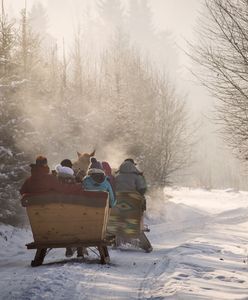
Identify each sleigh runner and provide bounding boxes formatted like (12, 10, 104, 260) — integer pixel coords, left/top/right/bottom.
(21, 191, 111, 266)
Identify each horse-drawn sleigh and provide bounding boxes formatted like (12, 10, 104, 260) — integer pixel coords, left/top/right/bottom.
(21, 191, 111, 266)
(22, 190, 152, 266)
(21, 151, 152, 267)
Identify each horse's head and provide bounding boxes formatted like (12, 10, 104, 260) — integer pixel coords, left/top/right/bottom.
(73, 150, 95, 179)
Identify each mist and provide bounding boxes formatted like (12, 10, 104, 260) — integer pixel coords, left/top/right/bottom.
(1, 0, 248, 227)
(2, 2, 248, 297)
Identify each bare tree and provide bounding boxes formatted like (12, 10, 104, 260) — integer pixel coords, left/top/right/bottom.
(98, 32, 193, 186)
(191, 0, 248, 160)
(71, 26, 83, 97)
(146, 76, 193, 186)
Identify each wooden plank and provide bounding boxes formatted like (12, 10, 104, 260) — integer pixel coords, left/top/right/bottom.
(26, 240, 109, 249)
(25, 196, 110, 244)
(27, 207, 106, 225)
(28, 204, 105, 214)
(27, 213, 106, 242)
(29, 223, 105, 242)
(22, 192, 109, 207)
(101, 202, 110, 239)
(27, 206, 105, 223)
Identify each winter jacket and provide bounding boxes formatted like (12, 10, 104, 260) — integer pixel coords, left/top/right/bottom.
(82, 175, 116, 208)
(115, 161, 147, 195)
(102, 161, 115, 193)
(20, 165, 82, 195)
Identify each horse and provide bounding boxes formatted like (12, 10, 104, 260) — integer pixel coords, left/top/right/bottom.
(73, 150, 95, 181)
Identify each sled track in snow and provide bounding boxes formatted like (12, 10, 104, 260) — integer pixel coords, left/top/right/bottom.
(137, 253, 173, 300)
(137, 216, 210, 300)
(2, 263, 80, 300)
(1, 251, 105, 300)
(74, 261, 108, 300)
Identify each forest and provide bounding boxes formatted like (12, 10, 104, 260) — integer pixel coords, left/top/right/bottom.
(0, 0, 192, 224)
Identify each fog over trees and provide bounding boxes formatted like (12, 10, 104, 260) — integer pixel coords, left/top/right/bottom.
(0, 0, 193, 224)
(1, 0, 248, 225)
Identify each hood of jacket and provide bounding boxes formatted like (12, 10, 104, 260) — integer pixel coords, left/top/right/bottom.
(85, 174, 108, 185)
(118, 161, 141, 174)
(55, 164, 74, 176)
(102, 161, 112, 177)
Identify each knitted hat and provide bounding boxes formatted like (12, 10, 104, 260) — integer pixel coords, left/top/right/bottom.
(89, 157, 103, 170)
(87, 168, 105, 175)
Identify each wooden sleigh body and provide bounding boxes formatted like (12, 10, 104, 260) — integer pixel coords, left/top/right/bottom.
(107, 191, 152, 252)
(21, 191, 110, 266)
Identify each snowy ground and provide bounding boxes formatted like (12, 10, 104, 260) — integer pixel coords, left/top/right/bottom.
(1, 187, 248, 300)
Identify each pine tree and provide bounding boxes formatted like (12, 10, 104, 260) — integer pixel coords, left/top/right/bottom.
(97, 0, 125, 30)
(0, 0, 15, 80)
(29, 1, 55, 52)
(0, 1, 29, 225)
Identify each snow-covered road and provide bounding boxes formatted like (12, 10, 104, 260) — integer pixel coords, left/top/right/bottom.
(1, 188, 248, 300)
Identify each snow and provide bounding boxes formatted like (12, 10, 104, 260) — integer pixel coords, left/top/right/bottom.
(0, 172, 8, 179)
(0, 187, 248, 299)
(0, 146, 13, 157)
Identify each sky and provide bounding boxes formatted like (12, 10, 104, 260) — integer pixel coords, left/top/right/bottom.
(5, 0, 203, 95)
(6, 0, 203, 96)
(151, 0, 201, 39)
(6, 0, 201, 46)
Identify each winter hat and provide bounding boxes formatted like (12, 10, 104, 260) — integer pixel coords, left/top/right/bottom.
(61, 159, 73, 169)
(124, 158, 136, 165)
(55, 164, 74, 176)
(36, 156, 48, 167)
(89, 157, 103, 170)
(87, 168, 105, 175)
